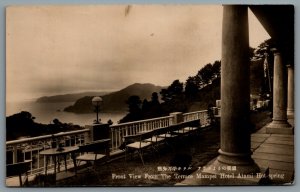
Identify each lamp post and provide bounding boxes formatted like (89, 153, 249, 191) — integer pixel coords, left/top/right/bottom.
(92, 96, 103, 124)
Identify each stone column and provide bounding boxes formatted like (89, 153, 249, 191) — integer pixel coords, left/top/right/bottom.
(266, 49, 292, 134)
(212, 5, 259, 174)
(287, 65, 294, 118)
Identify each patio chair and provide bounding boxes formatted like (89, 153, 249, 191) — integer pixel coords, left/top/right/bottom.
(144, 127, 167, 151)
(76, 139, 110, 172)
(182, 120, 201, 135)
(6, 160, 32, 187)
(171, 120, 200, 136)
(156, 125, 180, 149)
(123, 130, 155, 165)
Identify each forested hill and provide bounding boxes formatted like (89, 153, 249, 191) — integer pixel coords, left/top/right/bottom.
(64, 83, 163, 113)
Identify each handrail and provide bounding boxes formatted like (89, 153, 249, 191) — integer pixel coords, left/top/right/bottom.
(6, 129, 90, 145)
(183, 110, 208, 122)
(6, 110, 210, 178)
(110, 115, 172, 128)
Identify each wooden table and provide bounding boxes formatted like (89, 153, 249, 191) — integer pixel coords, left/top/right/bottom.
(40, 146, 79, 176)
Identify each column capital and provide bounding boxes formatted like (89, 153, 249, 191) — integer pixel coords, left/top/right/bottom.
(286, 64, 293, 69)
(270, 48, 280, 55)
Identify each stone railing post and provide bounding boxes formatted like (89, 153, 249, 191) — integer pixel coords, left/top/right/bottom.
(84, 128, 92, 143)
(216, 99, 221, 108)
(85, 123, 110, 142)
(169, 112, 183, 125)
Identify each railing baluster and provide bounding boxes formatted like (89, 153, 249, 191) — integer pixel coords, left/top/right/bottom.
(114, 129, 118, 151)
(111, 129, 119, 151)
(110, 129, 113, 150)
(12, 145, 17, 164)
(139, 123, 142, 132)
(113, 129, 116, 151)
(30, 148, 33, 174)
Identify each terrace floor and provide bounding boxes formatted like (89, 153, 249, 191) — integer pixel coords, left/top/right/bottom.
(179, 118, 294, 185)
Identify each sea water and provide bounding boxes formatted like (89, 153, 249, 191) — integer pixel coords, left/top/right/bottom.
(6, 100, 127, 126)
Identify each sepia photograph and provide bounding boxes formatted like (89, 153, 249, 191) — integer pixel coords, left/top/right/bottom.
(5, 4, 294, 187)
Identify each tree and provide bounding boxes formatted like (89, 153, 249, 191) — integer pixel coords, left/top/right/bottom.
(6, 111, 83, 141)
(150, 92, 160, 106)
(249, 47, 255, 59)
(197, 63, 213, 84)
(252, 38, 274, 59)
(147, 92, 162, 118)
(160, 80, 183, 102)
(53, 118, 62, 125)
(142, 99, 150, 112)
(6, 111, 38, 140)
(251, 38, 274, 96)
(160, 88, 171, 102)
(194, 73, 203, 89)
(169, 80, 184, 95)
(212, 60, 221, 78)
(126, 95, 142, 113)
(185, 76, 199, 100)
(52, 118, 64, 131)
(119, 95, 143, 123)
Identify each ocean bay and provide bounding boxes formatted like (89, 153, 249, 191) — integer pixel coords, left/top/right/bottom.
(6, 100, 127, 126)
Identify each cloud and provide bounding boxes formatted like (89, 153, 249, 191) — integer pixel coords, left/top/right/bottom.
(6, 5, 268, 101)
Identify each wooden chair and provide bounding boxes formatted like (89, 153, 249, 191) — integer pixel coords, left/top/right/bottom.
(182, 120, 201, 135)
(6, 160, 32, 187)
(169, 123, 187, 136)
(171, 120, 200, 136)
(144, 127, 168, 151)
(123, 130, 154, 165)
(156, 125, 181, 150)
(157, 125, 177, 139)
(76, 139, 110, 171)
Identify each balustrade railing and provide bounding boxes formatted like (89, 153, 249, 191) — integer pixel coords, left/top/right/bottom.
(6, 110, 211, 178)
(183, 110, 209, 126)
(6, 129, 90, 175)
(110, 115, 172, 151)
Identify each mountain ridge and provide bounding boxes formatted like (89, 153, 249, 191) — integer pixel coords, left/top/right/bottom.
(36, 91, 110, 103)
(64, 83, 163, 113)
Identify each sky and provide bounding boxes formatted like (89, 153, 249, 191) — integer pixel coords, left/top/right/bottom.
(6, 5, 270, 102)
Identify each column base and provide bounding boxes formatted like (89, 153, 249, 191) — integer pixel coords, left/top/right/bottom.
(189, 157, 266, 185)
(287, 110, 294, 119)
(215, 149, 260, 174)
(266, 120, 293, 135)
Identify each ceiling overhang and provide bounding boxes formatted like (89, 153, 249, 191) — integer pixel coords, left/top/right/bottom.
(249, 5, 294, 65)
